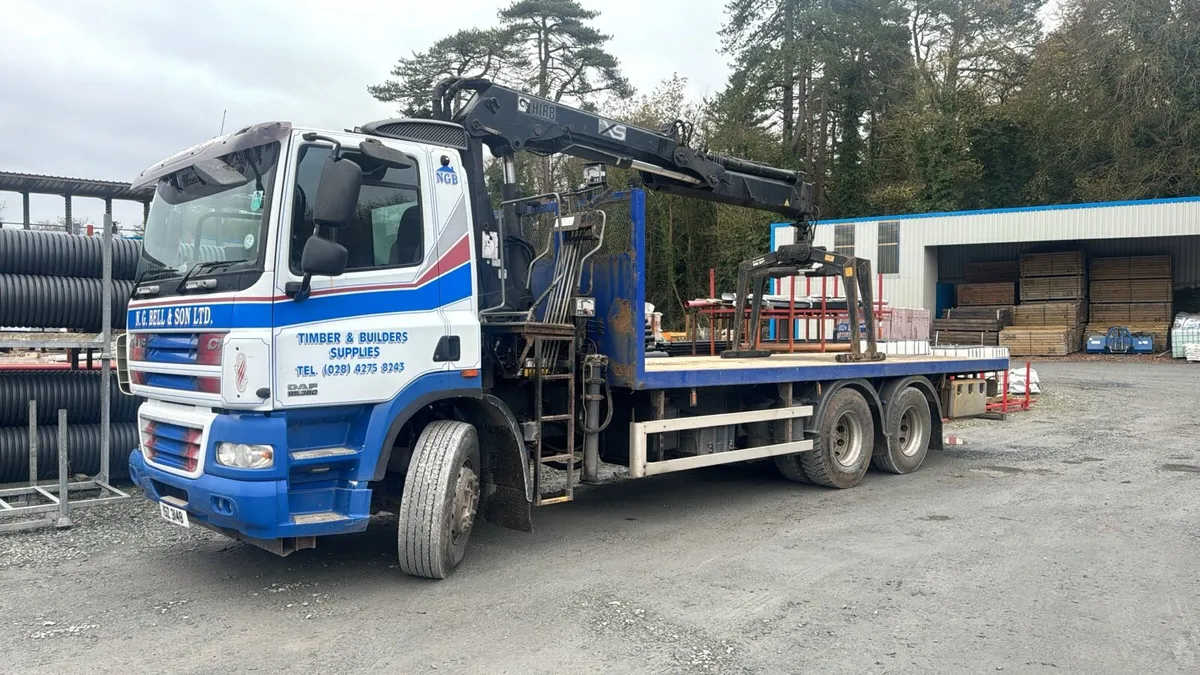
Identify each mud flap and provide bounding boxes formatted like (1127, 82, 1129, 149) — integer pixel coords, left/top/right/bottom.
(480, 483, 533, 532)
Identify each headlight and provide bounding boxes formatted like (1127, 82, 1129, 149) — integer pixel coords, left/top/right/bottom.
(216, 442, 274, 469)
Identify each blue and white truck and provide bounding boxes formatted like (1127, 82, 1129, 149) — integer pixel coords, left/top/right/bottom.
(120, 80, 1007, 578)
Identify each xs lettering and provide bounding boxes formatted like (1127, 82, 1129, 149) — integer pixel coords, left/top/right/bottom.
(286, 382, 318, 397)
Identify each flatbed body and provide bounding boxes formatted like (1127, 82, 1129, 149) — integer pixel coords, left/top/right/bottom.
(640, 352, 1008, 389)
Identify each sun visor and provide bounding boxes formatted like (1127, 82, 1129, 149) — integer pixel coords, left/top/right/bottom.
(131, 122, 293, 191)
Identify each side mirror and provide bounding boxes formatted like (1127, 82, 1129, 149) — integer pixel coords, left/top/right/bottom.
(313, 156, 362, 228)
(288, 236, 348, 301)
(301, 235, 348, 277)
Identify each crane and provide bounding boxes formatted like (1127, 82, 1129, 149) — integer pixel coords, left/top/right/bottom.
(429, 78, 883, 362)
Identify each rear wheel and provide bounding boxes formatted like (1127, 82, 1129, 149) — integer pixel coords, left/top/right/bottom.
(801, 388, 874, 488)
(872, 387, 932, 474)
(397, 420, 481, 579)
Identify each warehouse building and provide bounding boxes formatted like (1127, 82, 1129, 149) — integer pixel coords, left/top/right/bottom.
(773, 196, 1200, 315)
(770, 196, 1200, 354)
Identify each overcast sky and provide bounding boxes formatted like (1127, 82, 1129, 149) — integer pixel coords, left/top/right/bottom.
(0, 0, 727, 228)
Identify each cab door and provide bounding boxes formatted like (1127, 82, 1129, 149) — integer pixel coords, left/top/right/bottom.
(426, 148, 481, 374)
(272, 132, 446, 408)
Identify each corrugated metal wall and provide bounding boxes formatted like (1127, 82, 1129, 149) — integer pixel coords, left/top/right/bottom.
(785, 198, 1200, 312)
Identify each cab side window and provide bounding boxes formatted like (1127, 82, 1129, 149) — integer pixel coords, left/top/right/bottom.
(291, 145, 425, 273)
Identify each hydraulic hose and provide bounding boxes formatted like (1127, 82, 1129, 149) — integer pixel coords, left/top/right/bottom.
(0, 422, 138, 481)
(0, 371, 140, 426)
(0, 229, 141, 280)
(0, 274, 133, 330)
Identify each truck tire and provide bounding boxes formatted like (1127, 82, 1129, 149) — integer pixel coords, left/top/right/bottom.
(397, 420, 481, 579)
(801, 388, 874, 488)
(872, 386, 932, 474)
(773, 454, 811, 483)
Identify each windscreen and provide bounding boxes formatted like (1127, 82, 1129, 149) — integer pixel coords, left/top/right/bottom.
(138, 142, 281, 282)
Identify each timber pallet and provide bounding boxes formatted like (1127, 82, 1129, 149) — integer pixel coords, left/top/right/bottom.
(1012, 301, 1087, 326)
(964, 260, 1020, 283)
(1090, 255, 1172, 281)
(999, 325, 1084, 356)
(933, 330, 999, 346)
(1089, 302, 1173, 324)
(1090, 278, 1172, 303)
(933, 318, 1008, 332)
(956, 283, 1015, 306)
(1020, 275, 1086, 302)
(942, 305, 1013, 324)
(1021, 251, 1085, 278)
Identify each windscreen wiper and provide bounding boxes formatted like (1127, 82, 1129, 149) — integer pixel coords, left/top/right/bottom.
(132, 266, 180, 298)
(176, 259, 247, 292)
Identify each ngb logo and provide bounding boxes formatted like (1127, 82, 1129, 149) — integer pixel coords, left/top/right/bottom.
(435, 157, 459, 186)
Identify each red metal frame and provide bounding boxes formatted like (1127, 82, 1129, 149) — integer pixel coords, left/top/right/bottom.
(684, 268, 891, 356)
(985, 361, 1034, 413)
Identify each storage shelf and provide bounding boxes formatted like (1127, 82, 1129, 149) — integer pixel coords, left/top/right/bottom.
(0, 332, 115, 350)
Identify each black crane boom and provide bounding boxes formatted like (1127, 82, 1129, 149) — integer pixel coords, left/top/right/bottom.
(436, 79, 814, 223)
(414, 78, 882, 362)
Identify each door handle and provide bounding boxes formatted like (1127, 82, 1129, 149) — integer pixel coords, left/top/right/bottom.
(433, 335, 461, 362)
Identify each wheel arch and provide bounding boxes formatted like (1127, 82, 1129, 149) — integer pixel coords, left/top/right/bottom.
(372, 392, 533, 533)
(807, 378, 883, 438)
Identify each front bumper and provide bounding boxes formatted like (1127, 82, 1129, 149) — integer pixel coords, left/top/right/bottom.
(129, 402, 374, 543)
(130, 450, 371, 541)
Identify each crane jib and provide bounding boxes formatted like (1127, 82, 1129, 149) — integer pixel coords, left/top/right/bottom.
(445, 79, 813, 222)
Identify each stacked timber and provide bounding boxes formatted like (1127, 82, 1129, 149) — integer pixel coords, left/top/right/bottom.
(956, 283, 1016, 306)
(1019, 251, 1086, 302)
(1013, 301, 1087, 326)
(999, 325, 1085, 356)
(1005, 251, 1088, 354)
(1004, 301, 1087, 356)
(933, 306, 1013, 346)
(1021, 251, 1085, 277)
(964, 260, 1020, 284)
(1087, 255, 1173, 349)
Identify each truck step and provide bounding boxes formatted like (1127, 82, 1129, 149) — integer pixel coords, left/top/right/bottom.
(538, 452, 577, 464)
(290, 447, 357, 462)
(536, 491, 573, 506)
(291, 512, 349, 525)
(539, 413, 573, 422)
(539, 373, 574, 381)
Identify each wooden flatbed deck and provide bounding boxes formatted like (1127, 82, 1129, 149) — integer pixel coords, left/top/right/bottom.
(639, 352, 1008, 389)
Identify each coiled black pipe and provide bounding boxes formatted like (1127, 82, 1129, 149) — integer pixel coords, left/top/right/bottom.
(0, 422, 138, 481)
(0, 371, 139, 425)
(0, 229, 141, 280)
(0, 275, 133, 330)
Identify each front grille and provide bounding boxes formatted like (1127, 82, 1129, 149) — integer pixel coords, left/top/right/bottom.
(146, 333, 199, 364)
(142, 419, 202, 473)
(143, 372, 198, 390)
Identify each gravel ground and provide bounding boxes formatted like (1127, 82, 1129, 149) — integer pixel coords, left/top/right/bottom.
(2, 361, 1199, 674)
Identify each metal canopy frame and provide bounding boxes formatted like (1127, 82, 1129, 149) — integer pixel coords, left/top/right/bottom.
(0, 216, 130, 532)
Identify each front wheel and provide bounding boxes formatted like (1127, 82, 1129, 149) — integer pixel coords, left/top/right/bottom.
(397, 420, 481, 579)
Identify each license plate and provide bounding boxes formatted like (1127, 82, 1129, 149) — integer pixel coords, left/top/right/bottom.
(160, 501, 190, 528)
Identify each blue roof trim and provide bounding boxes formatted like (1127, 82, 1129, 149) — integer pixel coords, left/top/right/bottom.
(791, 194, 1200, 226)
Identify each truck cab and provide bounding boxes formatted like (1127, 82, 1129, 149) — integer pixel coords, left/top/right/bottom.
(124, 121, 524, 571)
